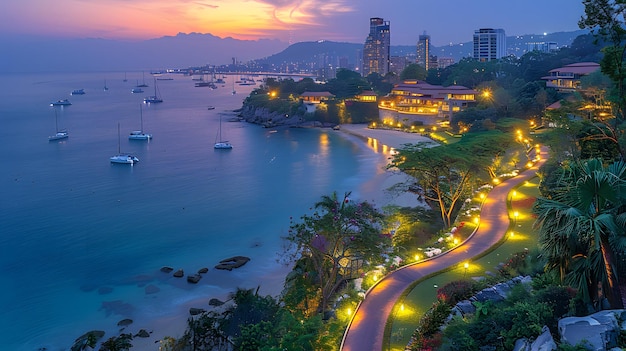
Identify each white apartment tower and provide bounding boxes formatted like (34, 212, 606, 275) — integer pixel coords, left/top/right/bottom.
(473, 28, 506, 62)
(363, 17, 391, 77)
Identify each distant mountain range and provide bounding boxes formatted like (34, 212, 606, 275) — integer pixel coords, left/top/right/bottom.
(0, 30, 589, 74)
(0, 33, 288, 73)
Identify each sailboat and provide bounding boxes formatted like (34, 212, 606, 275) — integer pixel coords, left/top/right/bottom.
(104, 79, 109, 91)
(214, 115, 232, 149)
(129, 104, 152, 140)
(136, 72, 148, 87)
(143, 78, 163, 103)
(48, 109, 68, 141)
(110, 123, 139, 164)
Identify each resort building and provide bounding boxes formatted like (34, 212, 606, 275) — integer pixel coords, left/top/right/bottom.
(416, 33, 431, 70)
(362, 17, 391, 77)
(300, 91, 335, 113)
(473, 28, 506, 62)
(541, 62, 600, 92)
(378, 80, 478, 125)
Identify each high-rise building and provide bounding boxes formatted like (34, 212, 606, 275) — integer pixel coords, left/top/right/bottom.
(473, 28, 506, 62)
(362, 17, 390, 77)
(527, 41, 558, 53)
(416, 33, 431, 70)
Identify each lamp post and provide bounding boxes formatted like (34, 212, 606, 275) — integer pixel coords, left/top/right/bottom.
(513, 211, 519, 227)
(464, 262, 469, 278)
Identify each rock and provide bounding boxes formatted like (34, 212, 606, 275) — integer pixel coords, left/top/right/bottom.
(215, 256, 250, 271)
(117, 319, 133, 327)
(145, 284, 160, 294)
(135, 329, 150, 338)
(473, 287, 504, 303)
(173, 269, 184, 278)
(160, 266, 174, 273)
(512, 338, 529, 351)
(529, 325, 556, 351)
(209, 298, 225, 307)
(198, 267, 209, 274)
(189, 307, 206, 315)
(187, 274, 202, 284)
(558, 309, 625, 351)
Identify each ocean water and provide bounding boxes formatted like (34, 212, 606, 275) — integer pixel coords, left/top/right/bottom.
(0, 72, 388, 350)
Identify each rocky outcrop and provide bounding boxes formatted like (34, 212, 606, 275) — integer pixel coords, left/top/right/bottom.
(240, 105, 301, 128)
(198, 267, 209, 274)
(173, 269, 184, 278)
(215, 256, 250, 271)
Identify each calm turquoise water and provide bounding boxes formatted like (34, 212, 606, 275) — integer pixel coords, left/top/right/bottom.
(0, 72, 386, 350)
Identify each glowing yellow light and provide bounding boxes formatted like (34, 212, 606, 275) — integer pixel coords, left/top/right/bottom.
(400, 304, 405, 311)
(473, 216, 479, 224)
(512, 191, 517, 197)
(479, 193, 485, 199)
(516, 129, 522, 135)
(453, 238, 459, 245)
(373, 275, 378, 282)
(432, 126, 437, 131)
(414, 254, 420, 261)
(419, 128, 425, 132)
(270, 91, 277, 97)
(372, 122, 377, 127)
(493, 178, 500, 185)
(411, 125, 415, 130)
(514, 211, 519, 218)
(397, 123, 401, 128)
(347, 308, 352, 316)
(464, 262, 469, 269)
(510, 231, 515, 237)
(526, 161, 533, 168)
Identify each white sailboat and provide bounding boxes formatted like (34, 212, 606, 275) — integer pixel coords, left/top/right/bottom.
(214, 115, 232, 149)
(129, 104, 152, 140)
(110, 123, 139, 164)
(48, 110, 68, 141)
(143, 78, 163, 103)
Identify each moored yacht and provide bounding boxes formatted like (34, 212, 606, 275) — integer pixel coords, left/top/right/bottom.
(50, 99, 72, 106)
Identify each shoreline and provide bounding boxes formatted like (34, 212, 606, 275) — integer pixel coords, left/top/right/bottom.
(126, 124, 435, 350)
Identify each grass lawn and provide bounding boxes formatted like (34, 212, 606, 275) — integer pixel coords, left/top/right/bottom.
(384, 177, 541, 351)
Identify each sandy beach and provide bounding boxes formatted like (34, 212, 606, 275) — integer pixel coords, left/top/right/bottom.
(128, 124, 436, 350)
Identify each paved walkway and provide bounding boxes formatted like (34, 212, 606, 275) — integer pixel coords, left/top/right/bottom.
(340, 147, 548, 351)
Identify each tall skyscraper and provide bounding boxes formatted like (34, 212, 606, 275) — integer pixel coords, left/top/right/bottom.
(416, 33, 430, 70)
(362, 17, 390, 77)
(473, 28, 506, 62)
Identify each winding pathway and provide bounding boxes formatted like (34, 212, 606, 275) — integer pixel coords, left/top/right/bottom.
(340, 146, 548, 351)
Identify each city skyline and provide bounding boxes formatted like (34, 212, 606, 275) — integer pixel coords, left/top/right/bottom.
(2, 0, 585, 46)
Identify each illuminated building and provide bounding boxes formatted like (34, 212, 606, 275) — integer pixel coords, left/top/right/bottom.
(363, 17, 390, 77)
(473, 28, 506, 62)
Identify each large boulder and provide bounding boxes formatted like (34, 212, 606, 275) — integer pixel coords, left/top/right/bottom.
(530, 325, 556, 351)
(215, 256, 250, 271)
(173, 269, 184, 278)
(187, 274, 202, 284)
(558, 309, 626, 351)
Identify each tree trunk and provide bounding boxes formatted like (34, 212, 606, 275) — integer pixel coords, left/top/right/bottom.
(599, 236, 624, 309)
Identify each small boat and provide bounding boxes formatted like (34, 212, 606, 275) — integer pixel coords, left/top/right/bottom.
(110, 123, 139, 164)
(48, 110, 68, 141)
(71, 89, 85, 95)
(207, 106, 215, 110)
(214, 115, 232, 149)
(104, 80, 109, 91)
(50, 99, 72, 106)
(128, 104, 152, 140)
(131, 87, 144, 93)
(143, 78, 163, 104)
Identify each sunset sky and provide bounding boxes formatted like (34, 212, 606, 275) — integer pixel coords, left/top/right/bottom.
(2, 0, 585, 46)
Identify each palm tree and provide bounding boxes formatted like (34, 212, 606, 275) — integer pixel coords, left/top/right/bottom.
(534, 158, 626, 310)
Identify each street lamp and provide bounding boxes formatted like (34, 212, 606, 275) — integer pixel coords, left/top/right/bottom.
(464, 262, 469, 277)
(513, 211, 519, 227)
